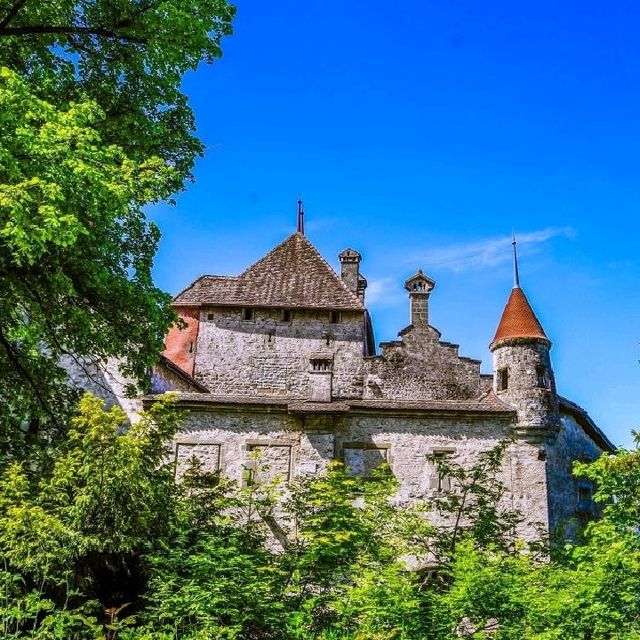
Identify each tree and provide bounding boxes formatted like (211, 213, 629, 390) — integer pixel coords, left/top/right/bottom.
(0, 0, 235, 452)
(0, 392, 182, 638)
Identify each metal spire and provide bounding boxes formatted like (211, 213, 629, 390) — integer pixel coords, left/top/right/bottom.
(297, 199, 305, 235)
(512, 229, 520, 289)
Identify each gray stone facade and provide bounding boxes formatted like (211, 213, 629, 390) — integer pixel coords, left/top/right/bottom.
(135, 230, 614, 541)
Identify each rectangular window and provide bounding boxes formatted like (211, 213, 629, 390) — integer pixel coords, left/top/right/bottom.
(242, 307, 254, 321)
(343, 444, 389, 478)
(536, 365, 550, 389)
(281, 309, 293, 322)
(245, 444, 293, 485)
(207, 312, 214, 321)
(175, 442, 221, 487)
(497, 367, 508, 392)
(576, 481, 595, 515)
(428, 449, 455, 493)
(330, 311, 341, 324)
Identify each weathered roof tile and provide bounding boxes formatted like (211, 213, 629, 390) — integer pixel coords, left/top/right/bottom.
(490, 287, 548, 349)
(173, 233, 364, 311)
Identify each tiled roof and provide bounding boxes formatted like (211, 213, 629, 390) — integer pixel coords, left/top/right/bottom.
(558, 396, 615, 452)
(157, 355, 210, 393)
(145, 393, 515, 415)
(173, 233, 364, 311)
(490, 287, 548, 350)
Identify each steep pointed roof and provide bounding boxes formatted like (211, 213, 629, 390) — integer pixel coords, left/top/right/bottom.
(173, 233, 365, 311)
(490, 287, 549, 350)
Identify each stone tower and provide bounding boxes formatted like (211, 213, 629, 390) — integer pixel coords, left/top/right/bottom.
(489, 251, 560, 439)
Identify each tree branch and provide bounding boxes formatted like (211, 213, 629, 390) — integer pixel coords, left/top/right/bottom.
(0, 0, 28, 30)
(0, 323, 59, 425)
(0, 24, 147, 44)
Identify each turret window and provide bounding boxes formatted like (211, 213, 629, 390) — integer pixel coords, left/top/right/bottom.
(536, 366, 550, 389)
(497, 367, 508, 392)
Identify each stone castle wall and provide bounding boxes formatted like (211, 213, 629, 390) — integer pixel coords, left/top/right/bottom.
(172, 404, 548, 540)
(492, 340, 560, 427)
(363, 325, 482, 401)
(192, 307, 366, 399)
(545, 410, 605, 534)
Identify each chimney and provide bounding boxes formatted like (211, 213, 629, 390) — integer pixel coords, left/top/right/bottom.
(309, 356, 333, 402)
(339, 248, 361, 295)
(404, 269, 436, 327)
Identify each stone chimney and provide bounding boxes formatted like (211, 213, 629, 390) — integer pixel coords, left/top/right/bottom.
(404, 269, 436, 327)
(339, 248, 361, 296)
(308, 356, 333, 402)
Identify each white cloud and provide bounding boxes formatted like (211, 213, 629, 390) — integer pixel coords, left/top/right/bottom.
(418, 227, 574, 273)
(365, 277, 402, 306)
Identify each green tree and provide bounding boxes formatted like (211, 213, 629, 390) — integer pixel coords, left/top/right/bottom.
(0, 392, 182, 638)
(0, 0, 234, 452)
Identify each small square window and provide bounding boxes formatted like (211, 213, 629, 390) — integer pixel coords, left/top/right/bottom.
(242, 307, 254, 321)
(207, 312, 214, 321)
(497, 367, 508, 392)
(281, 309, 292, 322)
(330, 311, 341, 324)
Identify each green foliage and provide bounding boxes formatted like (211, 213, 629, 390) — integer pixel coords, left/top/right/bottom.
(0, 392, 182, 638)
(0, 0, 235, 189)
(3, 393, 640, 640)
(0, 0, 234, 452)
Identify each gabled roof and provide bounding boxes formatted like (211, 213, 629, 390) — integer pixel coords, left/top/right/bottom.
(173, 233, 365, 311)
(558, 396, 615, 452)
(490, 287, 549, 350)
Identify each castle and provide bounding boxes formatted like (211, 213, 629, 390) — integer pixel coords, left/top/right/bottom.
(139, 213, 613, 539)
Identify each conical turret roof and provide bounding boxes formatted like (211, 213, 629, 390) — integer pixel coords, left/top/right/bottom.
(490, 287, 549, 350)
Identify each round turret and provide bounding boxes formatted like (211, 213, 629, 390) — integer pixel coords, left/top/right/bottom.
(490, 285, 559, 432)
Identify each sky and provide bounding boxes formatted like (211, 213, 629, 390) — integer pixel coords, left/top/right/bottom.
(149, 0, 640, 447)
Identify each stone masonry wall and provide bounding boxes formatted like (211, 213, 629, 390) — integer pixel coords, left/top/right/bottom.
(363, 325, 482, 401)
(193, 307, 366, 399)
(545, 411, 605, 535)
(492, 340, 560, 428)
(174, 405, 548, 541)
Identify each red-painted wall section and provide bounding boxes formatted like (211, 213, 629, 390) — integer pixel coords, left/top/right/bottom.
(163, 307, 200, 376)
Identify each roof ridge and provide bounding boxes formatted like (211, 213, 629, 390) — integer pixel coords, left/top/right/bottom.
(293, 234, 364, 307)
(240, 232, 363, 309)
(238, 232, 299, 277)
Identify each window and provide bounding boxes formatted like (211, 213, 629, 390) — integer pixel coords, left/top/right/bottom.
(244, 444, 293, 486)
(311, 358, 332, 372)
(207, 312, 214, 321)
(242, 307, 254, 321)
(536, 365, 550, 389)
(343, 444, 389, 478)
(329, 311, 341, 324)
(576, 481, 594, 515)
(428, 450, 455, 492)
(175, 443, 221, 488)
(281, 309, 293, 322)
(497, 367, 508, 392)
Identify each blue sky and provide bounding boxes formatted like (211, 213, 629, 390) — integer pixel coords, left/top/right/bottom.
(150, 0, 640, 447)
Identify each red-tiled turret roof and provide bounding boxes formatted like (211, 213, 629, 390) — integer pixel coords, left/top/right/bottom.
(490, 287, 549, 350)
